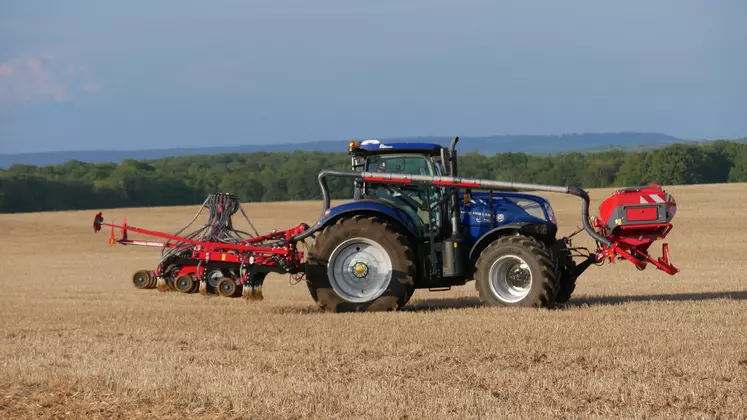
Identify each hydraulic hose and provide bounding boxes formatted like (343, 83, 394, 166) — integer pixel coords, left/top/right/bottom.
(290, 170, 613, 247)
(565, 186, 613, 246)
(291, 170, 336, 242)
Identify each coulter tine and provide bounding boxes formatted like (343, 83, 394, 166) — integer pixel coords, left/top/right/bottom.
(247, 285, 263, 301)
(156, 277, 169, 292)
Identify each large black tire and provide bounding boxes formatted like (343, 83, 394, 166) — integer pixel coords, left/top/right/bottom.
(474, 235, 557, 308)
(306, 215, 417, 312)
(550, 239, 577, 304)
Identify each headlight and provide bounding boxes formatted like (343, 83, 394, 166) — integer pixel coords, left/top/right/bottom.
(544, 203, 557, 225)
(507, 197, 546, 221)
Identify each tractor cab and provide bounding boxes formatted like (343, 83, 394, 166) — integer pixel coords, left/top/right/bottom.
(349, 140, 446, 237)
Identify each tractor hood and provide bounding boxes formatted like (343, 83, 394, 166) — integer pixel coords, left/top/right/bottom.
(459, 191, 556, 227)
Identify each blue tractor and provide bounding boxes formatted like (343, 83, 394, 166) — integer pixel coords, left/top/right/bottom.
(303, 138, 581, 312)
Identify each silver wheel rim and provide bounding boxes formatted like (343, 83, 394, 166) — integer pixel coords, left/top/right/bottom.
(327, 238, 393, 303)
(176, 276, 192, 291)
(207, 270, 223, 288)
(489, 255, 533, 303)
(219, 278, 235, 294)
(133, 272, 149, 287)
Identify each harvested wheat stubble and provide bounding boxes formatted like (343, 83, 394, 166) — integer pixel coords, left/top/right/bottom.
(1, 183, 746, 419)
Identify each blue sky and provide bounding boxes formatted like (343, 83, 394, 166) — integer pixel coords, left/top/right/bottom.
(1, 0, 745, 153)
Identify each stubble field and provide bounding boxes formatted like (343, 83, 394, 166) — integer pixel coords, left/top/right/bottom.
(1, 183, 746, 419)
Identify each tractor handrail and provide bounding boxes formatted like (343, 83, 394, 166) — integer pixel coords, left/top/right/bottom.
(290, 169, 613, 247)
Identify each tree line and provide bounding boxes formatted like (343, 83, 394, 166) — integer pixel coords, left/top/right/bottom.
(1, 140, 746, 213)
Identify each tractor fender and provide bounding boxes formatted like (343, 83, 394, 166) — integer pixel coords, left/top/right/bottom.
(468, 222, 558, 264)
(316, 199, 420, 238)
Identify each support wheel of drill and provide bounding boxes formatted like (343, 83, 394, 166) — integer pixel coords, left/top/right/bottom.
(475, 235, 556, 308)
(132, 270, 152, 290)
(306, 215, 416, 313)
(217, 277, 241, 298)
(174, 274, 196, 294)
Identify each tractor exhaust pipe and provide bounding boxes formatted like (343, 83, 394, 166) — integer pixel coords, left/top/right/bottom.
(444, 136, 465, 277)
(448, 136, 461, 238)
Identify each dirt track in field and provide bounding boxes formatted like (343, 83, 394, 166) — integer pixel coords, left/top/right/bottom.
(1, 184, 746, 419)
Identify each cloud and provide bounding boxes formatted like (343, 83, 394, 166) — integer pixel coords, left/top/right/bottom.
(0, 53, 99, 106)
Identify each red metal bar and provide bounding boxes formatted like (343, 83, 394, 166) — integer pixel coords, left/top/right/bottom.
(243, 230, 288, 243)
(96, 218, 304, 256)
(596, 241, 679, 275)
(117, 239, 167, 248)
(364, 176, 412, 184)
(433, 180, 481, 188)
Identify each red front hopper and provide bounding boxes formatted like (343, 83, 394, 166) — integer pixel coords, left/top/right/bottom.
(594, 184, 679, 274)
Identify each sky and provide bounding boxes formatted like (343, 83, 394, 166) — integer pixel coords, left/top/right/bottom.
(0, 0, 745, 154)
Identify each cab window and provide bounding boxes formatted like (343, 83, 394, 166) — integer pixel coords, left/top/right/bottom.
(364, 155, 442, 235)
(366, 155, 435, 176)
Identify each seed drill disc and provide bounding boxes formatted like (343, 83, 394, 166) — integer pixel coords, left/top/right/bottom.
(217, 277, 238, 297)
(132, 270, 151, 289)
(174, 275, 195, 293)
(147, 271, 157, 289)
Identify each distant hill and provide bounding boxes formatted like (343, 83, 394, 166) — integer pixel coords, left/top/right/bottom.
(0, 132, 681, 168)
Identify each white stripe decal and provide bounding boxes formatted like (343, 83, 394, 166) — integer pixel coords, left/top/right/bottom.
(650, 194, 665, 203)
(640, 196, 649, 204)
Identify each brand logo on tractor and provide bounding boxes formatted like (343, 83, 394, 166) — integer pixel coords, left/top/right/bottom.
(469, 210, 492, 218)
(467, 210, 498, 224)
(496, 213, 505, 223)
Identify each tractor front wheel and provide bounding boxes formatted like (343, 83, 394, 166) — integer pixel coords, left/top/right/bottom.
(475, 236, 557, 308)
(306, 216, 416, 312)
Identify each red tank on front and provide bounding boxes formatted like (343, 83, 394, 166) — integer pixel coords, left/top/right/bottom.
(599, 184, 676, 232)
(593, 184, 678, 274)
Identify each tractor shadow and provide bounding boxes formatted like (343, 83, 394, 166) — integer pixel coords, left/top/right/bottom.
(268, 291, 747, 314)
(565, 290, 747, 308)
(402, 290, 747, 312)
(402, 297, 483, 312)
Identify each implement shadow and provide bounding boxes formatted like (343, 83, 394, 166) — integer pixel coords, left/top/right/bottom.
(403, 290, 747, 312)
(567, 290, 747, 308)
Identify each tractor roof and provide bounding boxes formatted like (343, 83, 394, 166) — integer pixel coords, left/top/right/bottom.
(351, 139, 443, 156)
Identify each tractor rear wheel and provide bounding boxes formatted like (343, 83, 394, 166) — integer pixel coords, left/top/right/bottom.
(550, 239, 577, 304)
(306, 215, 416, 312)
(475, 235, 556, 308)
